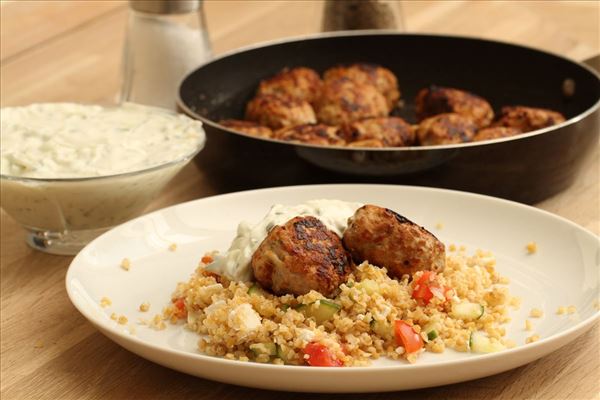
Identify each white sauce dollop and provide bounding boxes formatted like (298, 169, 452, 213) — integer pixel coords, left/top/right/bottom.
(0, 102, 205, 178)
(207, 199, 363, 281)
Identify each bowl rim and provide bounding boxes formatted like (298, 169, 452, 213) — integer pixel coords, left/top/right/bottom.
(0, 102, 206, 183)
(177, 30, 600, 152)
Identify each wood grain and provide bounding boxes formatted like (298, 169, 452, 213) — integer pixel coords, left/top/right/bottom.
(1, 1, 599, 399)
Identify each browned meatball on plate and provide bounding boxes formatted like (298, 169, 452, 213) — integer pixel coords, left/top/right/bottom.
(245, 94, 316, 130)
(417, 113, 477, 145)
(251, 216, 352, 296)
(343, 205, 445, 279)
(492, 106, 566, 132)
(324, 63, 400, 109)
(315, 78, 389, 126)
(257, 67, 322, 104)
(415, 86, 494, 128)
(473, 126, 521, 142)
(220, 119, 273, 138)
(341, 117, 416, 147)
(274, 124, 345, 146)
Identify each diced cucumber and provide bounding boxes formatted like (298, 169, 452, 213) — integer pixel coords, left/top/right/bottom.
(276, 344, 288, 363)
(248, 284, 267, 297)
(302, 300, 341, 325)
(427, 330, 439, 341)
(249, 342, 277, 356)
(371, 320, 393, 338)
(356, 279, 379, 295)
(423, 320, 442, 341)
(469, 331, 506, 353)
(294, 304, 308, 312)
(450, 301, 484, 321)
(281, 304, 290, 311)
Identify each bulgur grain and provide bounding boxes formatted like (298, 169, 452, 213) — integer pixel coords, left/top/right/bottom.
(556, 306, 567, 315)
(139, 302, 150, 312)
(435, 222, 444, 230)
(100, 297, 112, 308)
(118, 315, 128, 325)
(529, 308, 543, 318)
(120, 258, 131, 271)
(526, 242, 537, 254)
(567, 305, 577, 314)
(525, 334, 540, 344)
(525, 319, 533, 331)
(110, 313, 118, 321)
(169, 243, 177, 252)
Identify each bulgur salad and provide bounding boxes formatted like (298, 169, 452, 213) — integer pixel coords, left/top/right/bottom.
(163, 200, 519, 367)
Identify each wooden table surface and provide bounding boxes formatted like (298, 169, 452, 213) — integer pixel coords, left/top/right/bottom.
(1, 1, 599, 399)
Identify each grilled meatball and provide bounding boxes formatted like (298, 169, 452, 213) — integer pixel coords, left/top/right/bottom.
(415, 86, 494, 128)
(257, 67, 322, 104)
(251, 216, 352, 296)
(492, 106, 565, 132)
(417, 113, 477, 145)
(245, 94, 316, 130)
(274, 124, 345, 146)
(341, 117, 415, 147)
(220, 119, 273, 138)
(473, 126, 521, 142)
(315, 78, 389, 125)
(323, 63, 400, 109)
(343, 205, 445, 278)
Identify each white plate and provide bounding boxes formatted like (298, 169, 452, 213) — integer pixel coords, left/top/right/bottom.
(66, 184, 600, 393)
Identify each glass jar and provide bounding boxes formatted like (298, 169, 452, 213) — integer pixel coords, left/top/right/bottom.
(120, 0, 212, 110)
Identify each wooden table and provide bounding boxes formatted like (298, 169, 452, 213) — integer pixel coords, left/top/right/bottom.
(1, 1, 599, 398)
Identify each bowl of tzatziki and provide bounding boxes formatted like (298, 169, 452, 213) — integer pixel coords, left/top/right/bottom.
(0, 102, 205, 255)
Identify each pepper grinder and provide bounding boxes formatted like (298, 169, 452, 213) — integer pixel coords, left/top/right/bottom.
(120, 0, 212, 110)
(322, 0, 405, 31)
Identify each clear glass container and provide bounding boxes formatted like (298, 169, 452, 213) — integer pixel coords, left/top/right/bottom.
(120, 0, 212, 110)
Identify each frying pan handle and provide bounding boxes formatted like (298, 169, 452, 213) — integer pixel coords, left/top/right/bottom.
(583, 54, 600, 73)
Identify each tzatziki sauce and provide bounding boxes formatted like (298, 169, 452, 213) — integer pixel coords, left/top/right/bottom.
(0, 102, 204, 178)
(206, 199, 363, 281)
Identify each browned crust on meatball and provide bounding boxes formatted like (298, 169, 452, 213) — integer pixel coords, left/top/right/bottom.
(341, 117, 416, 147)
(473, 126, 521, 142)
(323, 63, 400, 109)
(417, 113, 478, 145)
(220, 119, 273, 138)
(273, 124, 345, 146)
(342, 205, 445, 279)
(251, 216, 352, 296)
(245, 94, 316, 130)
(415, 86, 494, 128)
(257, 67, 323, 104)
(314, 78, 389, 126)
(492, 106, 566, 132)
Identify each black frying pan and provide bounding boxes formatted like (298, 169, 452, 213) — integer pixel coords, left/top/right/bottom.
(178, 32, 600, 204)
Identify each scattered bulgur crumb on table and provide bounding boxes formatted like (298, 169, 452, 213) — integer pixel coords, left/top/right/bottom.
(529, 308, 543, 318)
(168, 243, 177, 252)
(525, 319, 533, 331)
(567, 305, 577, 314)
(120, 258, 131, 271)
(139, 302, 150, 312)
(110, 312, 118, 321)
(435, 222, 444, 230)
(118, 315, 128, 325)
(448, 244, 456, 252)
(100, 297, 112, 308)
(556, 306, 567, 315)
(525, 334, 540, 344)
(526, 242, 537, 254)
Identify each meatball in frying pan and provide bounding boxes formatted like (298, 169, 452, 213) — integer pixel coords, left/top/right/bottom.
(473, 126, 521, 142)
(343, 205, 445, 279)
(251, 216, 352, 297)
(274, 124, 345, 146)
(220, 119, 273, 138)
(257, 67, 322, 105)
(341, 117, 416, 147)
(492, 106, 565, 132)
(245, 94, 316, 130)
(417, 113, 477, 145)
(323, 63, 400, 109)
(415, 86, 494, 128)
(315, 78, 389, 126)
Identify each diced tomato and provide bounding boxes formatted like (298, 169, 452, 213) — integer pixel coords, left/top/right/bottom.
(303, 342, 343, 367)
(394, 320, 424, 353)
(201, 255, 214, 264)
(412, 271, 450, 305)
(172, 297, 187, 319)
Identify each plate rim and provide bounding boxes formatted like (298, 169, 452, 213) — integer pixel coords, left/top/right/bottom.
(65, 183, 600, 373)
